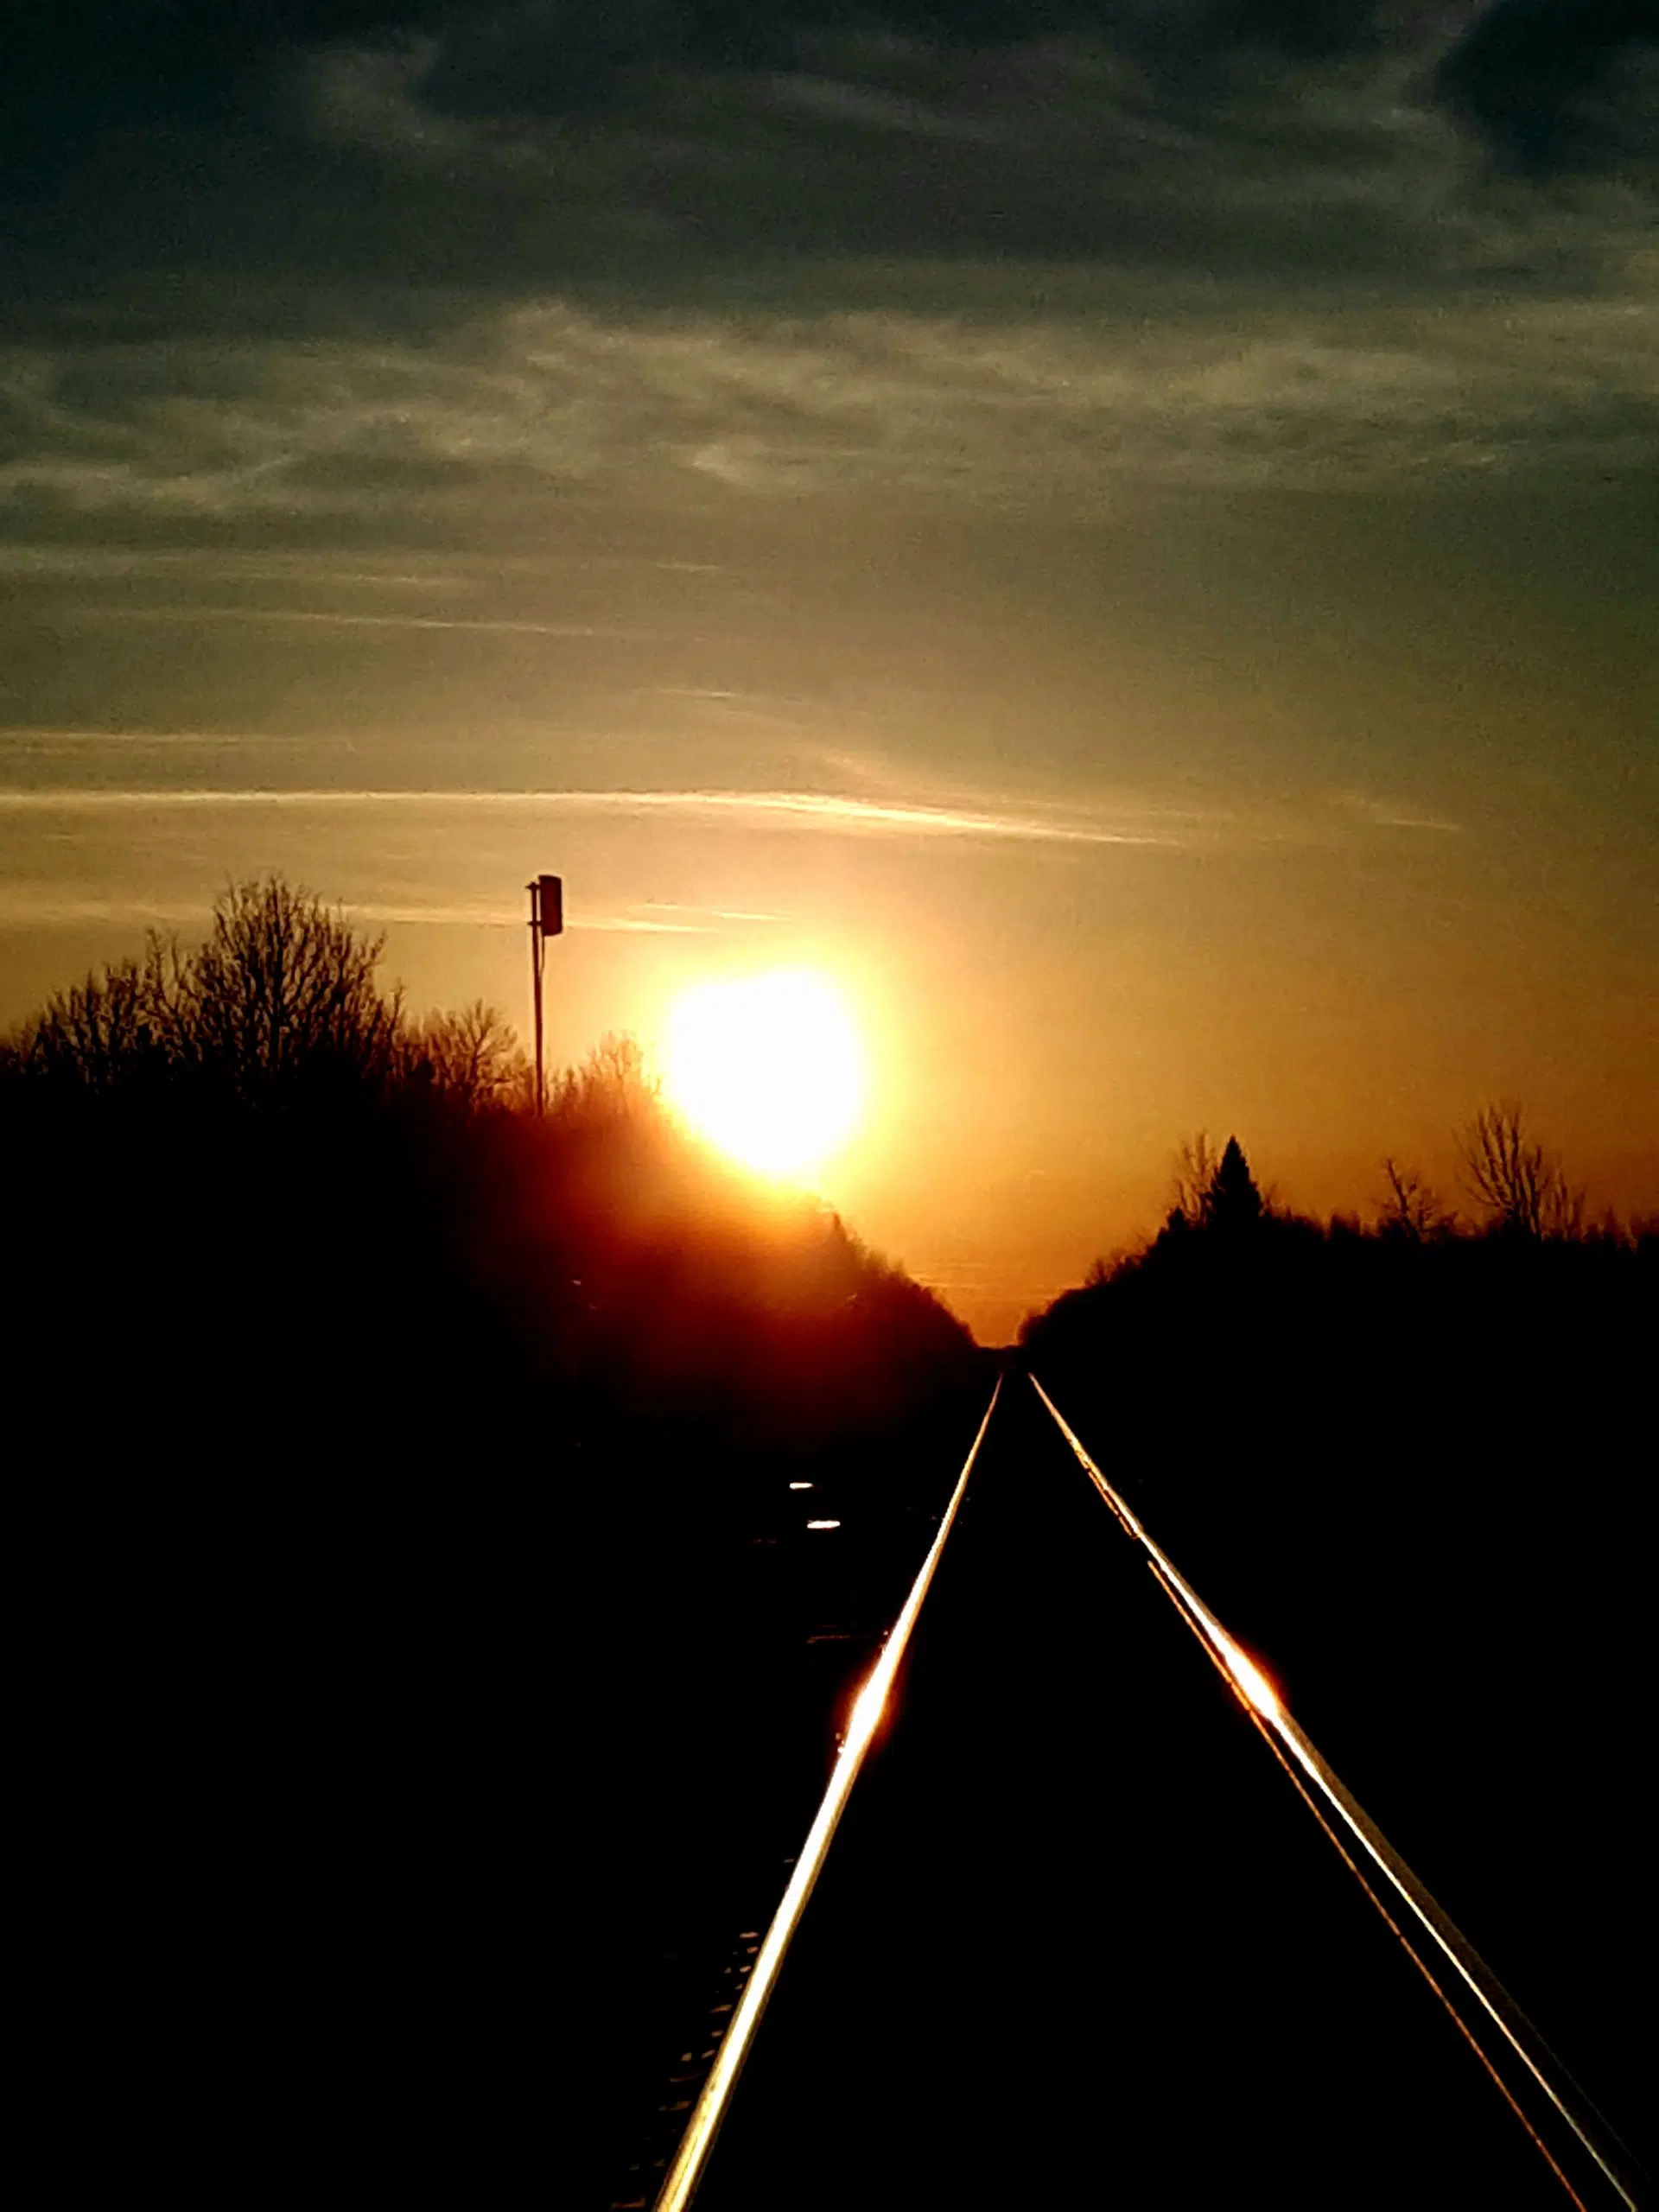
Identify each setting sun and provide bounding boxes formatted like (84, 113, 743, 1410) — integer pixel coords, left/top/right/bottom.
(663, 969, 866, 1182)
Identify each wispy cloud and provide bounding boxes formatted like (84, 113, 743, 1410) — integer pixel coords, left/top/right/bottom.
(0, 892, 208, 930)
(0, 776, 1476, 854)
(0, 785, 1185, 847)
(0, 887, 718, 933)
(343, 901, 714, 933)
(1330, 792, 1462, 834)
(5, 16, 1656, 541)
(642, 900, 780, 923)
(3, 246, 1655, 542)
(84, 607, 665, 640)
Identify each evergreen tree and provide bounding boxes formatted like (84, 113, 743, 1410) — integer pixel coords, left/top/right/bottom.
(1207, 1135, 1263, 1230)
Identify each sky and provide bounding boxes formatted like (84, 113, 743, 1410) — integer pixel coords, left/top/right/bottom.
(3, 1, 1656, 1338)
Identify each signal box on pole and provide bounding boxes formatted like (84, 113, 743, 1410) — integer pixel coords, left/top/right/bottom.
(528, 872, 563, 1112)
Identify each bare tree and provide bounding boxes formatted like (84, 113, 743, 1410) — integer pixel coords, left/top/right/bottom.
(549, 1033, 660, 1128)
(8, 880, 412, 1102)
(1169, 1131, 1265, 1230)
(1541, 1176, 1588, 1241)
(407, 1001, 526, 1111)
(15, 950, 169, 1090)
(1171, 1133, 1220, 1225)
(174, 880, 402, 1096)
(1456, 1102, 1583, 1239)
(1376, 1157, 1452, 1242)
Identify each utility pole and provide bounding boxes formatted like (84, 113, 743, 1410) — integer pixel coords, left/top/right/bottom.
(527, 873, 563, 1113)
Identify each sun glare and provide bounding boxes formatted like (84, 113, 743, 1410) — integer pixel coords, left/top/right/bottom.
(1218, 1632, 1281, 1719)
(663, 969, 866, 1181)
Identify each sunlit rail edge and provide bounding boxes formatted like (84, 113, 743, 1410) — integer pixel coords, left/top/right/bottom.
(1028, 1370, 1645, 2212)
(651, 1376, 1004, 2212)
(1147, 1554, 1592, 2212)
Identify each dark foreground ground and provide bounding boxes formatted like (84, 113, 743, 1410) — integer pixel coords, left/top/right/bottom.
(17, 1339, 1647, 2208)
(15, 1370, 988, 2207)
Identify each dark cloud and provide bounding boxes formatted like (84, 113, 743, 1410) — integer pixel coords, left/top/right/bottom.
(2, 2, 1649, 312)
(411, 2, 1387, 118)
(0, 0, 1653, 501)
(0, 6, 435, 297)
(0, 7, 427, 163)
(3, 1, 1649, 175)
(0, 0, 1389, 160)
(1439, 0, 1659, 172)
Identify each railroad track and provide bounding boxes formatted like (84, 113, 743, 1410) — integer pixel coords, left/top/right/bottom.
(624, 1370, 1645, 2211)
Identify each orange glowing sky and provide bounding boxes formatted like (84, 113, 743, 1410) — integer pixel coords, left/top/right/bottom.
(3, 10, 1656, 1339)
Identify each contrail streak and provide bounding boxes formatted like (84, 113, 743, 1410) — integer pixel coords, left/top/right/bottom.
(0, 785, 1177, 846)
(86, 607, 665, 639)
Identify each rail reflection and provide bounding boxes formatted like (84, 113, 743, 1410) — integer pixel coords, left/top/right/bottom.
(1029, 1370, 1643, 2212)
(652, 1377, 1003, 2212)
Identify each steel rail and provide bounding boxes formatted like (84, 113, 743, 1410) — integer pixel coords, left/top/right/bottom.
(652, 1376, 1004, 2212)
(1029, 1370, 1646, 2212)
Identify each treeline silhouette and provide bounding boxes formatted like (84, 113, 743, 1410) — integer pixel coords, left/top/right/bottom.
(1022, 1129, 1656, 2175)
(5, 878, 984, 2204)
(3, 876, 973, 1464)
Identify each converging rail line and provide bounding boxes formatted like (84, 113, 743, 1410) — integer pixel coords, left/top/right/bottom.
(1028, 1373, 1646, 2212)
(650, 1377, 1004, 2212)
(646, 1368, 1645, 2212)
